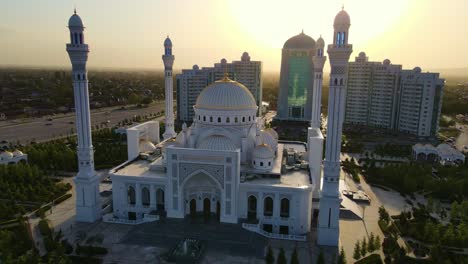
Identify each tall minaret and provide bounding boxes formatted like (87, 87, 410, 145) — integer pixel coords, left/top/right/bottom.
(66, 10, 101, 222)
(162, 36, 177, 140)
(317, 8, 353, 246)
(307, 36, 326, 200)
(311, 36, 326, 129)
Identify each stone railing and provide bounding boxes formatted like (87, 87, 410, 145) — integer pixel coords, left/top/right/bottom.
(102, 213, 159, 225)
(241, 223, 306, 241)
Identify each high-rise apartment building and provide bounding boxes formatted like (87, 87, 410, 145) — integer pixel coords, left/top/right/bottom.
(345, 52, 444, 137)
(176, 53, 262, 123)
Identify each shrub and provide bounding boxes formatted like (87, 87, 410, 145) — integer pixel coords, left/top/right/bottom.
(38, 219, 52, 237)
(76, 244, 108, 256)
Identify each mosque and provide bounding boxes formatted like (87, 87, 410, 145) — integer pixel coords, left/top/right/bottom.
(66, 8, 352, 246)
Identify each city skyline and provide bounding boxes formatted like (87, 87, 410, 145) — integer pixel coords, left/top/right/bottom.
(1, 0, 467, 72)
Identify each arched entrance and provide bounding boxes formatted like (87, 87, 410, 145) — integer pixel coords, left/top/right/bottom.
(156, 189, 165, 211)
(182, 171, 222, 222)
(190, 199, 197, 217)
(247, 195, 257, 221)
(203, 198, 211, 219)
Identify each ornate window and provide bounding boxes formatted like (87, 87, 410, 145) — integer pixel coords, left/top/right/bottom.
(127, 186, 136, 205)
(142, 187, 150, 207)
(264, 197, 273, 216)
(280, 198, 290, 218)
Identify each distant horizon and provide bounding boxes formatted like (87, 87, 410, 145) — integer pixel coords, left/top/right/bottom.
(2, 0, 468, 73)
(1, 64, 467, 77)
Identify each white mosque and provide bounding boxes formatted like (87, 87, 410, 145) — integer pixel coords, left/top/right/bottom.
(66, 8, 352, 246)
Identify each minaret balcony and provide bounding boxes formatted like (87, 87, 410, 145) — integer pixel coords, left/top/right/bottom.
(66, 43, 89, 50)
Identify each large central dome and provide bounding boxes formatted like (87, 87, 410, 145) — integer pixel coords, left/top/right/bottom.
(283, 31, 315, 49)
(195, 78, 257, 110)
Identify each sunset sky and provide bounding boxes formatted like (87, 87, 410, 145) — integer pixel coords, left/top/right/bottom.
(1, 0, 467, 72)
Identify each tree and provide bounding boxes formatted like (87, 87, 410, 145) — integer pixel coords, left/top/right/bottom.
(265, 246, 275, 264)
(427, 197, 434, 213)
(277, 248, 287, 264)
(290, 247, 299, 264)
(353, 241, 361, 260)
(375, 235, 381, 251)
(337, 247, 347, 264)
(361, 237, 367, 257)
(368, 232, 376, 253)
(379, 206, 390, 222)
(317, 250, 324, 264)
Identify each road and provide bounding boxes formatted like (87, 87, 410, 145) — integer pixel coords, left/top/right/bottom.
(0, 102, 165, 144)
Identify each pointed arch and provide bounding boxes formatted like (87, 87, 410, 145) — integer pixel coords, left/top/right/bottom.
(127, 186, 136, 205)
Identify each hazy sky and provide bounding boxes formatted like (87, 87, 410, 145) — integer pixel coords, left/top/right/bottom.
(1, 0, 467, 72)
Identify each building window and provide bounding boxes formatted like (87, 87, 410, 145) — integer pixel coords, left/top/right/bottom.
(218, 117, 221, 123)
(248, 195, 257, 220)
(242, 117, 245, 122)
(127, 186, 136, 205)
(235, 117, 238, 123)
(142, 187, 150, 207)
(203, 116, 206, 121)
(264, 197, 273, 216)
(260, 161, 264, 167)
(210, 116, 213, 122)
(226, 117, 230, 123)
(280, 198, 290, 218)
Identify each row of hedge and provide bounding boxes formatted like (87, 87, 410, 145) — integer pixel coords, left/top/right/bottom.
(75, 244, 108, 256)
(54, 193, 72, 205)
(355, 254, 383, 264)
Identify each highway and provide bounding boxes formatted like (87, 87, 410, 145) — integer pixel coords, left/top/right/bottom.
(0, 102, 166, 144)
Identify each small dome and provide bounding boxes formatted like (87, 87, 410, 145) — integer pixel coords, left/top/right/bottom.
(334, 9, 351, 26)
(175, 132, 186, 146)
(164, 37, 172, 47)
(0, 151, 13, 160)
(221, 58, 227, 64)
(383, 59, 391, 65)
(139, 140, 156, 153)
(195, 79, 257, 111)
(193, 65, 199, 70)
(241, 52, 250, 62)
(259, 130, 278, 151)
(197, 135, 237, 151)
(68, 13, 83, 28)
(359, 52, 366, 57)
(12, 150, 24, 157)
(253, 144, 274, 159)
(264, 128, 279, 140)
(414, 67, 422, 73)
(316, 36, 325, 48)
(283, 32, 315, 49)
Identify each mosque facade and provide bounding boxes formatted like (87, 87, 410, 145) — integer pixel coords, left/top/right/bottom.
(67, 8, 352, 246)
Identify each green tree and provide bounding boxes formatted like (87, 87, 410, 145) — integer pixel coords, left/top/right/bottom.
(378, 206, 390, 222)
(265, 246, 275, 264)
(353, 241, 361, 260)
(290, 247, 299, 264)
(337, 247, 347, 264)
(375, 235, 381, 251)
(277, 248, 287, 264)
(361, 237, 367, 257)
(317, 250, 324, 264)
(368, 232, 376, 253)
(427, 197, 434, 213)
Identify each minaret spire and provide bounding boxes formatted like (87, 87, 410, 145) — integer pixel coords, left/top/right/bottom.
(162, 36, 177, 140)
(317, 8, 353, 246)
(66, 12, 101, 222)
